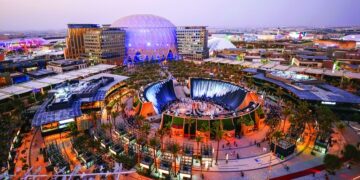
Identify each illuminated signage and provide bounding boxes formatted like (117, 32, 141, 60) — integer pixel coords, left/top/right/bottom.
(321, 101, 336, 105)
(59, 118, 75, 124)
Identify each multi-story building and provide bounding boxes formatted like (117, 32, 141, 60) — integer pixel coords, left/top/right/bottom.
(83, 26, 126, 65)
(291, 55, 332, 69)
(64, 24, 99, 59)
(176, 26, 209, 60)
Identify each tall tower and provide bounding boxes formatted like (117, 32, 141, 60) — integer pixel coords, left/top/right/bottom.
(83, 25, 126, 65)
(64, 24, 99, 59)
(176, 26, 209, 60)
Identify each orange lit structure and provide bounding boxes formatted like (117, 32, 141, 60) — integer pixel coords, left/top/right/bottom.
(64, 24, 99, 59)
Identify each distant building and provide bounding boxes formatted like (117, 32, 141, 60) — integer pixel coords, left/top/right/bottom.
(292, 55, 332, 69)
(314, 39, 357, 50)
(83, 26, 126, 65)
(0, 51, 4, 61)
(64, 24, 100, 59)
(177, 26, 209, 60)
(46, 59, 87, 73)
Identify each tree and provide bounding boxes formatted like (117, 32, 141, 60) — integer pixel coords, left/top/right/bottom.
(91, 112, 98, 129)
(168, 142, 180, 177)
(275, 87, 283, 98)
(316, 106, 339, 137)
(324, 154, 342, 173)
(343, 144, 360, 162)
(213, 121, 224, 165)
(351, 113, 360, 122)
(195, 136, 203, 155)
(134, 115, 145, 127)
(101, 123, 113, 140)
(186, 119, 195, 139)
(111, 111, 119, 127)
(67, 122, 79, 136)
(157, 128, 166, 151)
(336, 122, 346, 134)
(294, 101, 312, 134)
(140, 122, 151, 139)
(149, 137, 160, 172)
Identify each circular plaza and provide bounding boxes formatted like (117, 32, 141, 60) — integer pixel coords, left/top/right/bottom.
(136, 78, 266, 141)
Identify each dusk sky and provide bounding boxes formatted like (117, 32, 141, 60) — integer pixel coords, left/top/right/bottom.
(0, 0, 360, 31)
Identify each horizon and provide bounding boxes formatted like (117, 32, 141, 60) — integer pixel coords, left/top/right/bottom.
(1, 0, 360, 31)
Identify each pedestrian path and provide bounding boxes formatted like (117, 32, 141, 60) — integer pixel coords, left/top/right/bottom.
(192, 153, 284, 172)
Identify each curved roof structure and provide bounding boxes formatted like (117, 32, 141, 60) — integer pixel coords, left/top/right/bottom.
(208, 37, 236, 52)
(112, 14, 175, 28)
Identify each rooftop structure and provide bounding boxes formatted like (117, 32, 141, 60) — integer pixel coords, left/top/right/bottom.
(253, 70, 360, 105)
(46, 59, 87, 73)
(0, 64, 116, 101)
(208, 37, 236, 53)
(204, 58, 360, 80)
(32, 73, 128, 133)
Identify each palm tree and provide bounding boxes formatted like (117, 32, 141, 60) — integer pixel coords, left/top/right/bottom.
(282, 106, 292, 133)
(336, 122, 346, 134)
(168, 142, 180, 177)
(275, 87, 283, 98)
(101, 123, 113, 140)
(200, 123, 210, 141)
(316, 105, 339, 137)
(324, 154, 343, 174)
(140, 122, 151, 139)
(149, 137, 160, 172)
(187, 119, 195, 139)
(134, 115, 145, 127)
(195, 136, 203, 155)
(213, 121, 224, 165)
(67, 122, 79, 136)
(268, 130, 283, 179)
(91, 112, 98, 129)
(106, 105, 112, 122)
(157, 128, 166, 151)
(111, 111, 119, 127)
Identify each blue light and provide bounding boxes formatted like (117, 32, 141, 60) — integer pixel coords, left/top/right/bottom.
(112, 14, 178, 63)
(144, 80, 177, 114)
(190, 78, 247, 110)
